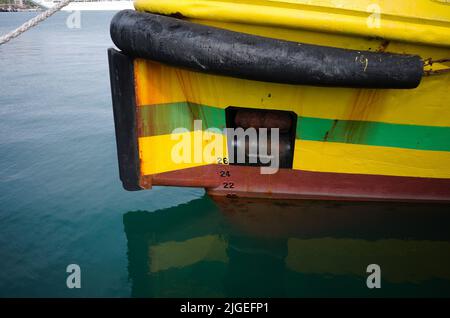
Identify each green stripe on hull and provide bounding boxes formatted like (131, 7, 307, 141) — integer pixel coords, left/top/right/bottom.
(139, 102, 450, 152)
(139, 102, 226, 136)
(297, 117, 450, 152)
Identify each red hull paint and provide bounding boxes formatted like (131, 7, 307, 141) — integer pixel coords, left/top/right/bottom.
(145, 165, 450, 203)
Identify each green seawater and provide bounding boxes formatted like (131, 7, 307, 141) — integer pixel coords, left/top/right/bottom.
(1, 12, 450, 298)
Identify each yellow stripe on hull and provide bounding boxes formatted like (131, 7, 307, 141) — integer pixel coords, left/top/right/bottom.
(294, 140, 450, 179)
(138, 132, 227, 175)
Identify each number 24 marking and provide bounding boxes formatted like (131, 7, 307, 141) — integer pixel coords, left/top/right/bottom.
(220, 171, 231, 177)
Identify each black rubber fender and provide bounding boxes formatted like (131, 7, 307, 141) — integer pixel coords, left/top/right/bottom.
(110, 9, 424, 89)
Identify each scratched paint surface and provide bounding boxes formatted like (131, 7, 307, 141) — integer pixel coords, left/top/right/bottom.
(131, 1, 450, 187)
(134, 60, 450, 178)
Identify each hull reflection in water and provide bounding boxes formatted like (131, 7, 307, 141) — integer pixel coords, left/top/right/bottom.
(123, 197, 450, 297)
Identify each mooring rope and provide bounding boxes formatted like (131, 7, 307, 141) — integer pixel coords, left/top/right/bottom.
(0, 0, 72, 46)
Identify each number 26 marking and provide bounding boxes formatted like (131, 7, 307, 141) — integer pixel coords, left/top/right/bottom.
(217, 157, 229, 165)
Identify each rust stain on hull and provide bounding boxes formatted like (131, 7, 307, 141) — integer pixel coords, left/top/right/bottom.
(344, 89, 384, 144)
(331, 40, 390, 145)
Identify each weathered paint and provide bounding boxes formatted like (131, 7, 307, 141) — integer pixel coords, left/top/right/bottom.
(134, 0, 450, 47)
(108, 0, 450, 201)
(147, 164, 450, 202)
(134, 59, 450, 127)
(138, 102, 226, 137)
(133, 59, 450, 180)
